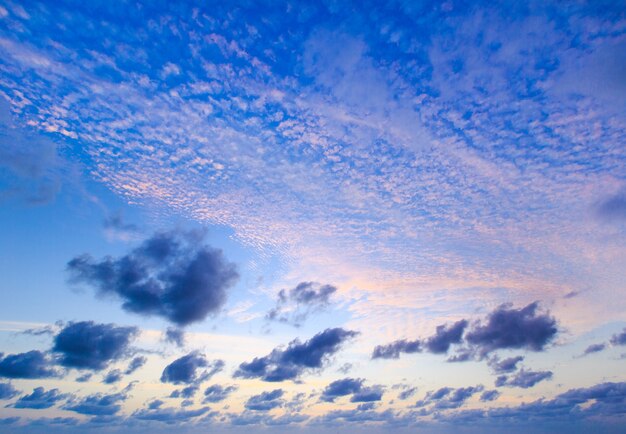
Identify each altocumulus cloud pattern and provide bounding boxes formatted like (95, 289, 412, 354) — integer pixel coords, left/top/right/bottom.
(0, 1, 625, 434)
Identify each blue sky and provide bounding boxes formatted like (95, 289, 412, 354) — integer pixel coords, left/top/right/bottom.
(0, 0, 625, 432)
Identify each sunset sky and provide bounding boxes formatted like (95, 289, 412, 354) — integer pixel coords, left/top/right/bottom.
(0, 1, 625, 433)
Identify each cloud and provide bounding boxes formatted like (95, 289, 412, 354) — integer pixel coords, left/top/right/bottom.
(75, 373, 92, 383)
(0, 350, 57, 379)
(170, 385, 198, 399)
(320, 378, 383, 403)
(245, 389, 284, 411)
(321, 378, 364, 402)
(125, 356, 146, 375)
(64, 392, 127, 416)
(488, 356, 524, 373)
(67, 231, 239, 326)
(398, 387, 418, 400)
(103, 212, 140, 241)
(583, 343, 607, 355)
(416, 386, 483, 411)
(0, 383, 18, 400)
(610, 328, 626, 346)
(164, 328, 185, 348)
(266, 282, 337, 326)
(234, 327, 358, 382)
(203, 384, 238, 403)
(133, 406, 212, 424)
(496, 369, 553, 388)
(465, 302, 557, 355)
(425, 320, 468, 354)
(103, 369, 123, 384)
(52, 321, 138, 370)
(480, 390, 500, 402)
(371, 339, 421, 359)
(12, 387, 67, 409)
(351, 386, 384, 403)
(160, 352, 223, 385)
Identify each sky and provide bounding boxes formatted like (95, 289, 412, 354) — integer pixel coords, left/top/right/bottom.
(0, 0, 625, 433)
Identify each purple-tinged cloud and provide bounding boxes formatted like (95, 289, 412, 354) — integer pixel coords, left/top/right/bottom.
(372, 339, 421, 359)
(465, 302, 557, 355)
(496, 369, 553, 388)
(235, 328, 359, 382)
(161, 352, 223, 385)
(426, 320, 468, 354)
(610, 328, 626, 346)
(67, 231, 239, 326)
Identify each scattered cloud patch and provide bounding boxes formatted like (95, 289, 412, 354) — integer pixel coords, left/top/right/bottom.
(160, 352, 223, 385)
(67, 231, 239, 326)
(52, 321, 138, 370)
(610, 328, 626, 346)
(425, 320, 468, 354)
(0, 351, 57, 379)
(234, 328, 358, 382)
(0, 383, 18, 400)
(267, 282, 337, 326)
(488, 356, 524, 373)
(164, 328, 185, 348)
(321, 378, 364, 402)
(133, 406, 212, 424)
(245, 389, 284, 411)
(496, 369, 553, 388)
(125, 356, 146, 375)
(203, 384, 238, 403)
(583, 343, 606, 355)
(372, 339, 421, 359)
(64, 392, 127, 416)
(465, 303, 557, 356)
(12, 387, 67, 409)
(103, 369, 122, 384)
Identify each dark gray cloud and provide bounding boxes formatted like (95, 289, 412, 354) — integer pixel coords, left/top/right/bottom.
(480, 390, 500, 402)
(321, 378, 364, 402)
(133, 406, 211, 424)
(67, 231, 239, 326)
(267, 282, 337, 326)
(12, 387, 67, 409)
(425, 320, 468, 354)
(52, 321, 138, 370)
(610, 328, 626, 346)
(245, 389, 285, 411)
(0, 351, 57, 379)
(583, 343, 607, 355)
(161, 352, 223, 385)
(234, 327, 358, 382)
(125, 356, 147, 375)
(488, 356, 524, 373)
(0, 383, 18, 400)
(465, 302, 557, 355)
(164, 328, 185, 348)
(496, 369, 553, 388)
(64, 392, 127, 416)
(203, 384, 238, 403)
(103, 369, 123, 384)
(372, 339, 421, 359)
